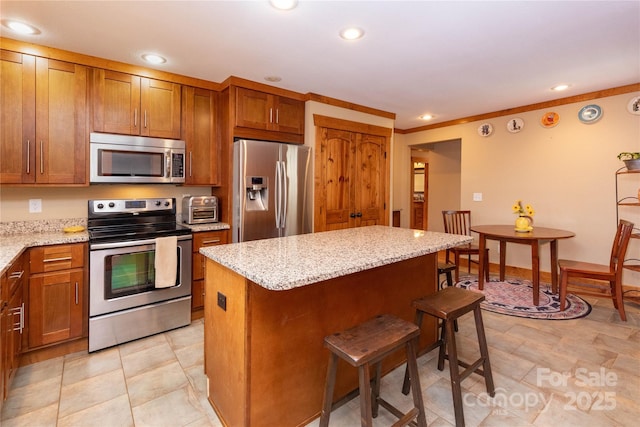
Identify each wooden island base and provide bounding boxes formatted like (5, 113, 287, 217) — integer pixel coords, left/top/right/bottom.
(204, 253, 438, 427)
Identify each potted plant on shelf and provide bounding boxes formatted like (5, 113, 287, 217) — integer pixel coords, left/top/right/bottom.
(618, 152, 640, 170)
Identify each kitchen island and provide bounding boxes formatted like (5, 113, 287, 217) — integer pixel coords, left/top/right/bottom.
(200, 225, 472, 427)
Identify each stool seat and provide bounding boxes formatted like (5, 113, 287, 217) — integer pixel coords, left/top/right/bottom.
(320, 314, 427, 427)
(437, 262, 457, 290)
(403, 287, 495, 427)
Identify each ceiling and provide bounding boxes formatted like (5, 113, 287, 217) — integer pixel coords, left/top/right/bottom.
(2, 1, 639, 130)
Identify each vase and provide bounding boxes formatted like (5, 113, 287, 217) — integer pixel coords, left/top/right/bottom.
(515, 215, 533, 232)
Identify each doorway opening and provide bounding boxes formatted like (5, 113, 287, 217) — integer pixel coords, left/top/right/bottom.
(410, 157, 428, 230)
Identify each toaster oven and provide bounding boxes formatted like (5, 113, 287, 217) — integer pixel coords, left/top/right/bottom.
(183, 196, 218, 224)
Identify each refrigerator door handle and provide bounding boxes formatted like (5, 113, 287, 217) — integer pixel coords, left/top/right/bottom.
(275, 161, 282, 228)
(280, 160, 287, 229)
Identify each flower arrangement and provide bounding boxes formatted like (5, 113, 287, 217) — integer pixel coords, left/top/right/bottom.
(512, 200, 534, 217)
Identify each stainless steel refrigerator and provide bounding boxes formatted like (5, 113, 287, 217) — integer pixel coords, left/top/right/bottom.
(233, 139, 311, 242)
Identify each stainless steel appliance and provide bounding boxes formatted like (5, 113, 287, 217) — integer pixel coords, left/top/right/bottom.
(233, 139, 311, 242)
(88, 198, 192, 352)
(89, 132, 186, 184)
(182, 195, 218, 224)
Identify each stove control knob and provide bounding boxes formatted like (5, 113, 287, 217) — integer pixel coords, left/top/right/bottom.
(97, 203, 104, 209)
(108, 202, 115, 208)
(155, 201, 161, 206)
(164, 201, 170, 207)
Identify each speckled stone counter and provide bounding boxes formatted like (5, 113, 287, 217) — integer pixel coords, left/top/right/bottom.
(200, 225, 471, 291)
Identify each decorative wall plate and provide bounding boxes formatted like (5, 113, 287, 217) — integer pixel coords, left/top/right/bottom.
(477, 123, 493, 137)
(540, 111, 560, 128)
(506, 117, 524, 133)
(627, 96, 640, 115)
(578, 104, 602, 123)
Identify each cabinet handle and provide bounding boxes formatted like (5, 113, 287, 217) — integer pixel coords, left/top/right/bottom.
(144, 110, 148, 128)
(189, 152, 193, 177)
(75, 282, 79, 305)
(43, 256, 72, 263)
(202, 239, 221, 245)
(269, 107, 273, 124)
(276, 108, 279, 124)
(26, 140, 31, 174)
(40, 140, 44, 174)
(134, 108, 138, 127)
(9, 270, 24, 280)
(20, 302, 25, 332)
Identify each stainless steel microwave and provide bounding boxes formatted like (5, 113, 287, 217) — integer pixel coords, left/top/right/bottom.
(90, 132, 186, 184)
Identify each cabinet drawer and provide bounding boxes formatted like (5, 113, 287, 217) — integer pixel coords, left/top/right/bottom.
(193, 230, 228, 251)
(30, 243, 85, 273)
(6, 253, 26, 298)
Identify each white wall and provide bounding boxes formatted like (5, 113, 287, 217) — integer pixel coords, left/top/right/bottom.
(393, 91, 640, 288)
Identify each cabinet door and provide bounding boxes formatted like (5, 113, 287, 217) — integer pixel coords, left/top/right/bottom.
(354, 133, 386, 227)
(182, 86, 219, 185)
(5, 284, 23, 397)
(273, 96, 304, 135)
(35, 58, 87, 184)
(316, 128, 354, 231)
(91, 69, 141, 135)
(29, 270, 84, 347)
(235, 87, 271, 131)
(0, 50, 35, 183)
(192, 230, 229, 310)
(140, 78, 181, 139)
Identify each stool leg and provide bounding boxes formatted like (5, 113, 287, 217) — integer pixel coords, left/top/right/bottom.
(474, 306, 495, 397)
(320, 353, 339, 427)
(358, 364, 374, 427)
(446, 270, 453, 288)
(437, 319, 447, 371)
(371, 362, 382, 418)
(406, 338, 428, 427)
(402, 311, 424, 395)
(445, 319, 465, 427)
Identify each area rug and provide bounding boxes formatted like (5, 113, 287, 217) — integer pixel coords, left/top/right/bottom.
(455, 278, 592, 320)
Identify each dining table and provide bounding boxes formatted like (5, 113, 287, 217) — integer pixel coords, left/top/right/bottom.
(470, 225, 576, 305)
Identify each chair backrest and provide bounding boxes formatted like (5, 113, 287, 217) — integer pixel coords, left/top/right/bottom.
(442, 210, 472, 237)
(611, 220, 635, 274)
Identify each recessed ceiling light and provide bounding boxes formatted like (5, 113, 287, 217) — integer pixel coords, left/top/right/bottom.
(340, 27, 365, 40)
(264, 76, 282, 83)
(141, 53, 166, 64)
(419, 114, 433, 121)
(2, 19, 40, 35)
(270, 0, 298, 11)
(551, 84, 570, 91)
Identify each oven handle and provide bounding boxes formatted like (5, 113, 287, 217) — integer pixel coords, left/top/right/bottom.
(90, 234, 192, 250)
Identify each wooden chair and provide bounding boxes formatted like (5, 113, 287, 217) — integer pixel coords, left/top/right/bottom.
(442, 210, 490, 282)
(558, 220, 634, 321)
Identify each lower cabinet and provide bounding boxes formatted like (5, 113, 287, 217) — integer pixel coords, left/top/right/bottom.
(28, 243, 86, 348)
(192, 230, 229, 311)
(2, 252, 26, 401)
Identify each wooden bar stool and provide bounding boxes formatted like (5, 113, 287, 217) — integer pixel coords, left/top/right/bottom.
(402, 287, 495, 427)
(320, 314, 427, 427)
(438, 262, 457, 290)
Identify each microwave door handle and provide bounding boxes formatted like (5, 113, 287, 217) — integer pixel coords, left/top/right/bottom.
(166, 151, 171, 178)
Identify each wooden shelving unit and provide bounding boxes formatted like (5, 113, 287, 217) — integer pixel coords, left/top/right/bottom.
(616, 167, 640, 272)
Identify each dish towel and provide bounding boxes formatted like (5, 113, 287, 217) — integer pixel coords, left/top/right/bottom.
(154, 236, 178, 288)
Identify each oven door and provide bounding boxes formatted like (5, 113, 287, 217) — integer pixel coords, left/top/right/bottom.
(89, 236, 192, 317)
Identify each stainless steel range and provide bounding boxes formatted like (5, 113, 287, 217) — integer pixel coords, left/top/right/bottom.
(88, 198, 192, 352)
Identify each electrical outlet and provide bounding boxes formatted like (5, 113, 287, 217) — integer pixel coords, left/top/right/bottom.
(473, 193, 483, 202)
(217, 292, 227, 311)
(29, 199, 42, 213)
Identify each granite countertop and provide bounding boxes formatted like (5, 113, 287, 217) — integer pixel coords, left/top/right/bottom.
(200, 225, 472, 291)
(0, 219, 230, 276)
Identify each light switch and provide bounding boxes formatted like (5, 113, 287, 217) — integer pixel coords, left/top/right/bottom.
(29, 199, 42, 213)
(473, 193, 483, 202)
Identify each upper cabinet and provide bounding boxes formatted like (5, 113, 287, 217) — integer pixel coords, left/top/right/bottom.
(1, 50, 87, 185)
(91, 69, 181, 139)
(182, 86, 219, 185)
(235, 87, 304, 137)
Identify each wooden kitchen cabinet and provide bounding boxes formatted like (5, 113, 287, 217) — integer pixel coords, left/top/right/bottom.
(91, 69, 181, 139)
(2, 252, 26, 401)
(28, 243, 86, 348)
(235, 87, 304, 136)
(0, 50, 87, 184)
(314, 126, 389, 231)
(192, 230, 229, 311)
(182, 86, 220, 185)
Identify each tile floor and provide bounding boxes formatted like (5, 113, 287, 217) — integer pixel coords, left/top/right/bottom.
(1, 282, 639, 427)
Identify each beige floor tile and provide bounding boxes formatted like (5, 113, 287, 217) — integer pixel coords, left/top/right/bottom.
(58, 368, 127, 419)
(57, 394, 133, 427)
(593, 332, 640, 359)
(62, 346, 122, 386)
(10, 356, 63, 389)
(1, 376, 61, 420)
(174, 341, 204, 369)
(118, 333, 168, 357)
(126, 360, 190, 407)
(0, 403, 58, 427)
(121, 340, 177, 379)
(131, 386, 208, 427)
(166, 319, 204, 350)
